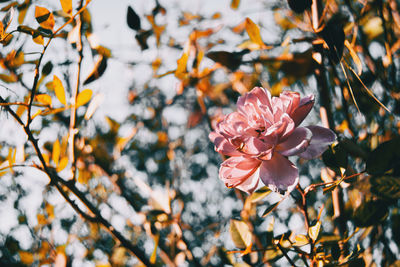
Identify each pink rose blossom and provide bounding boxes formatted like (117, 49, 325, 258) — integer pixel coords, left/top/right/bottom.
(209, 87, 336, 194)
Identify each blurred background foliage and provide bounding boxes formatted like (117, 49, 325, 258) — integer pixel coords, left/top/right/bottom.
(0, 0, 399, 266)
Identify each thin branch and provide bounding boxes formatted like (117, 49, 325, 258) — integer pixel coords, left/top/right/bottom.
(277, 242, 297, 266)
(68, 0, 85, 181)
(26, 1, 92, 127)
(0, 95, 154, 266)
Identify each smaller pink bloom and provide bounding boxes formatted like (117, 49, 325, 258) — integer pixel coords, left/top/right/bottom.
(209, 87, 336, 194)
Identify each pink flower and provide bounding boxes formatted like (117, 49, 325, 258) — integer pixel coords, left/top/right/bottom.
(209, 87, 336, 194)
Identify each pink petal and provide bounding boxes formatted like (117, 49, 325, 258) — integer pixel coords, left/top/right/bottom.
(299, 125, 336, 159)
(264, 114, 295, 141)
(241, 137, 270, 156)
(219, 156, 261, 193)
(290, 95, 315, 126)
(209, 132, 242, 156)
(237, 87, 272, 111)
(280, 91, 300, 115)
(276, 127, 313, 156)
(259, 153, 299, 193)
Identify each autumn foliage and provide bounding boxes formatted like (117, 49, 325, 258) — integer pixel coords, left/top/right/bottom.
(0, 0, 400, 266)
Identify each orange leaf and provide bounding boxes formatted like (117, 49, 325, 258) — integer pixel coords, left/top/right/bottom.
(344, 40, 362, 76)
(245, 17, 265, 48)
(53, 75, 67, 105)
(231, 0, 240, 9)
(52, 139, 60, 166)
(60, 0, 72, 15)
(35, 6, 55, 31)
(35, 94, 52, 106)
(57, 157, 68, 172)
(76, 89, 92, 107)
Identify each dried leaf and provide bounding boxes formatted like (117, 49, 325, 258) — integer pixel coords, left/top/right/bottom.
(76, 89, 92, 107)
(35, 6, 55, 31)
(344, 40, 362, 75)
(308, 221, 321, 241)
(230, 219, 252, 249)
(293, 234, 309, 246)
(53, 75, 67, 105)
(1, 6, 14, 35)
(84, 93, 104, 120)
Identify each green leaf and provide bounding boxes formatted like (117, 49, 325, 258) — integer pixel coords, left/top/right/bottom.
(229, 219, 252, 249)
(353, 199, 388, 227)
(370, 176, 400, 199)
(366, 136, 400, 176)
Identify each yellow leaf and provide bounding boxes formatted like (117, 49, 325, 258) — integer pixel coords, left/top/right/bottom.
(60, 0, 72, 15)
(19, 251, 34, 265)
(230, 219, 252, 249)
(57, 157, 68, 172)
(175, 52, 188, 79)
(0, 73, 17, 83)
(37, 213, 47, 225)
(293, 234, 309, 247)
(46, 203, 55, 220)
(16, 104, 27, 117)
(245, 18, 265, 48)
(42, 153, 50, 165)
(35, 94, 52, 106)
(52, 139, 60, 166)
(76, 89, 92, 107)
(308, 221, 321, 242)
(231, 0, 240, 9)
(18, 5, 28, 24)
(35, 6, 55, 31)
(344, 40, 362, 76)
(7, 148, 16, 171)
(53, 75, 66, 105)
(32, 32, 44, 45)
(150, 233, 159, 264)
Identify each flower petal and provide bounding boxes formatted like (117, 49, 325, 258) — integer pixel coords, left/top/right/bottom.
(209, 132, 242, 156)
(290, 95, 315, 126)
(259, 153, 299, 193)
(277, 127, 313, 156)
(299, 125, 336, 159)
(219, 156, 261, 194)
